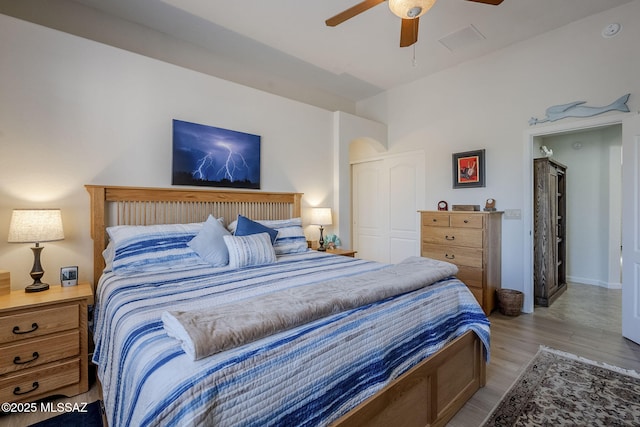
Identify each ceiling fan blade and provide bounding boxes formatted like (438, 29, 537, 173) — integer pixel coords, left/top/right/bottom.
(325, 0, 386, 26)
(465, 0, 504, 5)
(400, 18, 419, 47)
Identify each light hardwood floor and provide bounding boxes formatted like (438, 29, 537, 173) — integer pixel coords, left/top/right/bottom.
(1, 283, 638, 427)
(448, 282, 640, 426)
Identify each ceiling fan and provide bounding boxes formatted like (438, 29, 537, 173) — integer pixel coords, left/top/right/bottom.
(326, 0, 504, 47)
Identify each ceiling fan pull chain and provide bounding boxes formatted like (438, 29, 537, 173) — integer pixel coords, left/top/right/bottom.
(412, 44, 417, 67)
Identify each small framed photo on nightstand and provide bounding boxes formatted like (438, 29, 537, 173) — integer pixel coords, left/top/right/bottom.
(61, 266, 78, 287)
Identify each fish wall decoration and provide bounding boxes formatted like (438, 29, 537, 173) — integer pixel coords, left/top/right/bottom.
(529, 93, 630, 126)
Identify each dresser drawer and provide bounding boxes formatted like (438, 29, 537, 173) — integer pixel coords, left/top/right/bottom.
(0, 305, 79, 344)
(456, 266, 483, 288)
(421, 227, 483, 248)
(0, 330, 79, 375)
(422, 243, 483, 268)
(0, 358, 80, 402)
(420, 212, 450, 227)
(450, 214, 484, 228)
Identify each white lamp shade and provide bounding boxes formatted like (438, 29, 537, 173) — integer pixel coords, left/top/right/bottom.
(388, 0, 437, 19)
(310, 208, 333, 226)
(8, 209, 65, 244)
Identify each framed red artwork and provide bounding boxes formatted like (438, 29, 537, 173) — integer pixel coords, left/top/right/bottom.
(452, 149, 485, 188)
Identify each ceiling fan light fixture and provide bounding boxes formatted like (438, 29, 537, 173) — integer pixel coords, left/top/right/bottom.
(388, 0, 436, 19)
(407, 6, 422, 18)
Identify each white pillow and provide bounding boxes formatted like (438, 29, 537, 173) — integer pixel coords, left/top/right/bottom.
(102, 241, 114, 273)
(228, 217, 308, 255)
(223, 233, 276, 268)
(188, 215, 231, 267)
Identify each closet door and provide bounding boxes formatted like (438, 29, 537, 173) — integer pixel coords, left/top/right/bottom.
(352, 159, 387, 262)
(387, 155, 424, 264)
(351, 152, 425, 263)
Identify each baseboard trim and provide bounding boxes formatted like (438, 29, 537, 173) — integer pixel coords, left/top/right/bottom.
(567, 277, 622, 290)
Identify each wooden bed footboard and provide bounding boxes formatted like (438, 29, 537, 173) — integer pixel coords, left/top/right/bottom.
(333, 330, 486, 427)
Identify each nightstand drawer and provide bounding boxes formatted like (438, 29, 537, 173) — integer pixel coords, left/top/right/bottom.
(0, 358, 80, 402)
(0, 304, 79, 344)
(422, 243, 483, 268)
(0, 330, 80, 375)
(421, 227, 483, 248)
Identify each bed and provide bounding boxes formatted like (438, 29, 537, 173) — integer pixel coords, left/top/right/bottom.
(86, 185, 489, 427)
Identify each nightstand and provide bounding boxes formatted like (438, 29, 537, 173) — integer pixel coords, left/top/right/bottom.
(325, 248, 358, 257)
(0, 282, 94, 403)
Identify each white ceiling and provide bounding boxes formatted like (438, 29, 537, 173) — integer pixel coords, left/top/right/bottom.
(4, 0, 634, 108)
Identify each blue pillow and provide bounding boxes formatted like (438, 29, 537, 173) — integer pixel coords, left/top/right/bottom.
(234, 215, 278, 244)
(188, 215, 231, 267)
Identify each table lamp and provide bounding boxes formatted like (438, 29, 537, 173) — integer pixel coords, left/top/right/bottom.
(8, 209, 64, 293)
(310, 208, 332, 251)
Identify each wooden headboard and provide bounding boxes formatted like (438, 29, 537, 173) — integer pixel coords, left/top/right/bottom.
(85, 185, 303, 288)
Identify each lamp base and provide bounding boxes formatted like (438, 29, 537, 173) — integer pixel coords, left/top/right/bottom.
(25, 244, 49, 293)
(318, 225, 326, 251)
(25, 282, 49, 293)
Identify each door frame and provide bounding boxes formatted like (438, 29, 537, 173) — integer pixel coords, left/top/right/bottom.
(522, 113, 630, 313)
(621, 113, 640, 344)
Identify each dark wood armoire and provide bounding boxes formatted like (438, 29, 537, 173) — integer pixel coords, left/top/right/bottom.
(534, 158, 567, 306)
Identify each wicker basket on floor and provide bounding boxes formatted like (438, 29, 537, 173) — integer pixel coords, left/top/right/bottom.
(496, 289, 523, 316)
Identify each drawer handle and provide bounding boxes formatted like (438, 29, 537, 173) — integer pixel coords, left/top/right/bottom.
(464, 220, 469, 223)
(13, 352, 39, 365)
(445, 254, 455, 260)
(432, 219, 437, 222)
(445, 235, 455, 240)
(13, 382, 39, 396)
(12, 323, 38, 335)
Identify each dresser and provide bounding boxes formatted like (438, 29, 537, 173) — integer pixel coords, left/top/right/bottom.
(0, 282, 94, 403)
(419, 211, 503, 314)
(533, 158, 567, 306)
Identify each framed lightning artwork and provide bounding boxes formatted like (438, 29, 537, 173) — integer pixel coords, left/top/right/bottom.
(172, 119, 261, 189)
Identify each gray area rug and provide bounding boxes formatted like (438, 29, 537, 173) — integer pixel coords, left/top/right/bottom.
(483, 346, 640, 426)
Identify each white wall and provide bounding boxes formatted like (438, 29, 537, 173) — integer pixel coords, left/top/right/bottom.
(356, 1, 640, 308)
(332, 111, 387, 249)
(0, 14, 335, 290)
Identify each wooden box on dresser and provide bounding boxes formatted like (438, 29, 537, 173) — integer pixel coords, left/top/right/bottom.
(0, 282, 93, 403)
(419, 211, 503, 315)
(533, 158, 567, 306)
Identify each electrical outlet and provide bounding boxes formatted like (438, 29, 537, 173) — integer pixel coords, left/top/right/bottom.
(504, 209, 522, 220)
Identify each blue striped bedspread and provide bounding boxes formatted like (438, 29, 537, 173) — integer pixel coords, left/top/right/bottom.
(92, 250, 490, 427)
